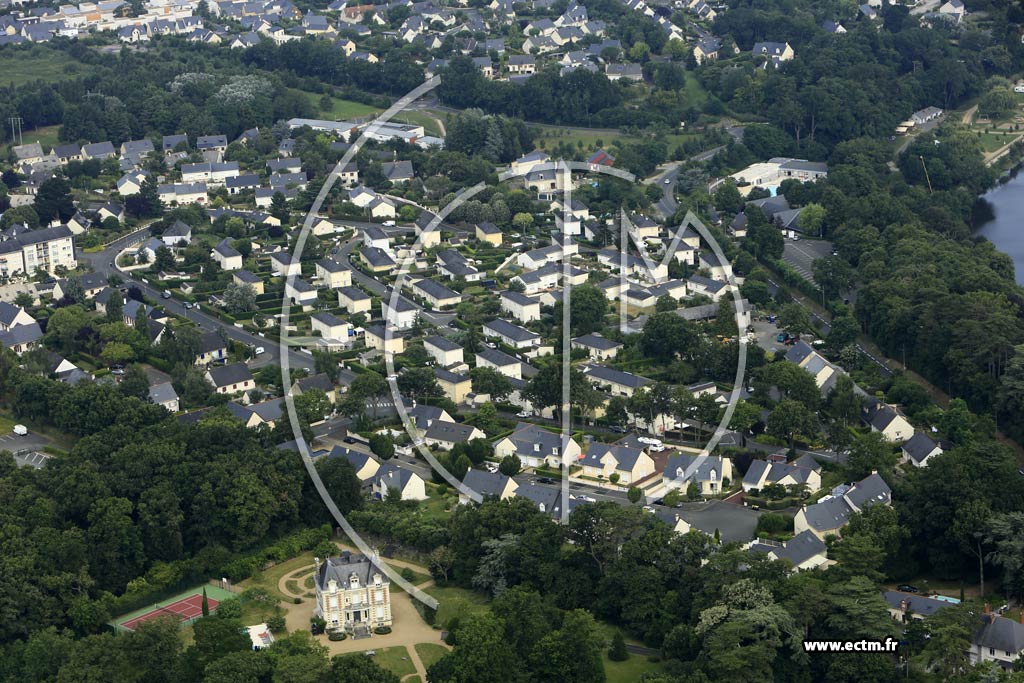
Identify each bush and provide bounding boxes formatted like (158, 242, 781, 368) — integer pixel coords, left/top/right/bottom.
(267, 615, 286, 633)
(608, 631, 629, 662)
(374, 626, 392, 635)
(328, 630, 347, 641)
(293, 597, 302, 604)
(400, 567, 415, 582)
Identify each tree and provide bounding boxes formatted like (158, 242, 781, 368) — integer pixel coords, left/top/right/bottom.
(152, 246, 175, 273)
(605, 396, 629, 427)
(1, 204, 40, 229)
(796, 203, 826, 237)
(470, 367, 514, 402)
(640, 312, 697, 361)
(222, 283, 257, 314)
(270, 192, 290, 223)
(713, 181, 743, 214)
(314, 456, 362, 514)
(987, 512, 1024, 600)
(349, 371, 388, 419)
(14, 291, 33, 308)
(568, 284, 607, 336)
(34, 175, 75, 225)
(328, 653, 401, 683)
(498, 454, 520, 477)
(846, 431, 897, 478)
(294, 388, 332, 424)
(627, 486, 641, 504)
(953, 499, 991, 599)
(126, 176, 162, 218)
(812, 256, 854, 300)
(106, 289, 125, 324)
(777, 303, 811, 335)
(369, 433, 395, 460)
(766, 399, 816, 447)
(608, 631, 628, 662)
(512, 213, 533, 231)
(119, 364, 150, 400)
(201, 588, 210, 617)
(397, 367, 440, 401)
(100, 341, 135, 366)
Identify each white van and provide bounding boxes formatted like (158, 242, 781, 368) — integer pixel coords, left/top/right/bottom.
(12, 424, 27, 436)
(253, 346, 266, 356)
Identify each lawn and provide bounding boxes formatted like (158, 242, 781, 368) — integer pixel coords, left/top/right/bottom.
(238, 552, 315, 601)
(0, 49, 94, 87)
(414, 643, 449, 669)
(7, 124, 61, 154)
(423, 585, 489, 627)
(363, 646, 417, 678)
(0, 412, 16, 434)
(534, 127, 633, 153)
(604, 653, 665, 683)
(294, 89, 383, 120)
(392, 110, 444, 137)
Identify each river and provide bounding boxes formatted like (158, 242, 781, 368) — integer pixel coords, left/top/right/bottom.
(975, 169, 1024, 284)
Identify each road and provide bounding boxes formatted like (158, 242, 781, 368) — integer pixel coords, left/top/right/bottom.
(646, 145, 727, 219)
(77, 233, 315, 371)
(2, 429, 55, 468)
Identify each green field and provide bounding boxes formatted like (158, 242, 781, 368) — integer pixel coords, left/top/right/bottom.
(604, 653, 665, 683)
(0, 49, 93, 87)
(294, 90, 383, 120)
(363, 647, 417, 678)
(423, 585, 489, 627)
(414, 643, 450, 670)
(239, 551, 316, 601)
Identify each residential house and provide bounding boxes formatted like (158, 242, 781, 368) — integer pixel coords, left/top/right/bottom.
(460, 470, 518, 504)
(311, 312, 352, 341)
(411, 278, 461, 309)
(862, 400, 913, 443)
(161, 220, 192, 248)
(571, 333, 622, 361)
(424, 420, 486, 450)
(271, 252, 301, 277)
(381, 295, 419, 329)
(212, 239, 243, 271)
(327, 446, 379, 480)
(436, 368, 472, 404)
(372, 463, 427, 501)
(205, 363, 255, 396)
(364, 324, 404, 354)
(751, 41, 794, 68)
(285, 277, 318, 306)
(148, 381, 180, 412)
(500, 290, 541, 322)
(793, 472, 892, 540)
(582, 364, 651, 397)
(359, 246, 396, 273)
(195, 331, 228, 365)
(747, 530, 829, 571)
(494, 421, 581, 469)
(663, 454, 734, 495)
(901, 432, 945, 468)
(970, 613, 1024, 667)
(315, 259, 351, 289)
(233, 270, 264, 295)
(580, 441, 654, 485)
(483, 319, 540, 349)
(742, 455, 822, 494)
(475, 221, 502, 246)
(313, 552, 392, 635)
(337, 286, 372, 315)
(424, 335, 463, 366)
(475, 347, 522, 379)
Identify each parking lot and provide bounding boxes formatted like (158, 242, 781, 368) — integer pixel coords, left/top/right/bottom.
(13, 450, 53, 468)
(782, 238, 833, 285)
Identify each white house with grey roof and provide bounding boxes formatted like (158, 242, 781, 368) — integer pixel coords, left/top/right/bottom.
(460, 469, 518, 504)
(742, 455, 822, 494)
(746, 530, 828, 571)
(572, 333, 622, 361)
(338, 286, 372, 315)
(410, 278, 461, 309)
(381, 295, 419, 329)
(424, 420, 486, 450)
(372, 463, 426, 501)
(581, 364, 651, 397)
(148, 381, 180, 413)
(862, 400, 913, 443)
(424, 335, 463, 366)
(483, 319, 540, 349)
(476, 347, 524, 379)
(500, 290, 541, 322)
(900, 432, 944, 468)
(663, 454, 734, 495)
(315, 259, 351, 289)
(212, 238, 243, 270)
(493, 421, 581, 469)
(794, 472, 891, 540)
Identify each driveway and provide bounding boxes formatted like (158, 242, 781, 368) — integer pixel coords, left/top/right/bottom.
(781, 238, 833, 284)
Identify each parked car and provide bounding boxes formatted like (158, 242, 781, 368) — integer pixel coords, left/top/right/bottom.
(897, 584, 919, 594)
(516, 410, 533, 418)
(162, 290, 172, 299)
(253, 346, 266, 356)
(12, 424, 27, 436)
(536, 477, 555, 485)
(609, 425, 627, 433)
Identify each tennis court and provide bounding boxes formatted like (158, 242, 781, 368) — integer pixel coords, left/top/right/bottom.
(113, 585, 234, 632)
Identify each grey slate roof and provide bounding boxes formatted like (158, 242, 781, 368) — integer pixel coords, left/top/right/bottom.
(462, 469, 512, 498)
(502, 422, 563, 459)
(316, 551, 388, 590)
(207, 362, 253, 387)
(483, 318, 539, 343)
(665, 454, 729, 484)
(973, 615, 1024, 656)
(902, 432, 942, 464)
(881, 591, 954, 618)
(424, 420, 479, 444)
(572, 333, 621, 351)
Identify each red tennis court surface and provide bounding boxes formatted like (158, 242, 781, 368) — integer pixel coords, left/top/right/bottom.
(120, 594, 219, 631)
